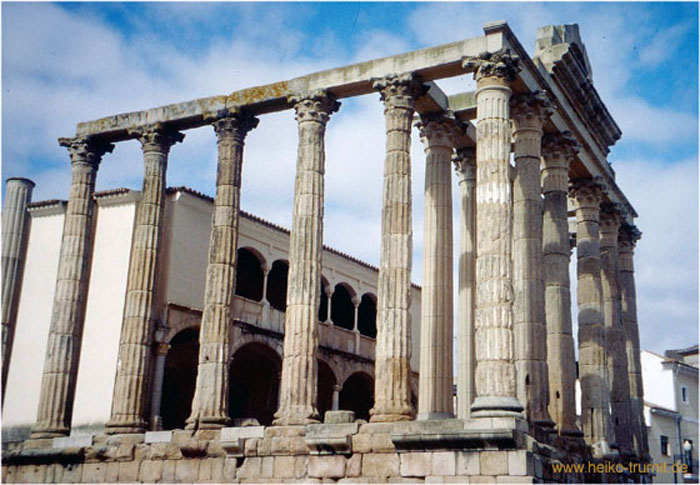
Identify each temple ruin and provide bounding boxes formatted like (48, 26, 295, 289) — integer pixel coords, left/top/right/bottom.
(2, 21, 649, 483)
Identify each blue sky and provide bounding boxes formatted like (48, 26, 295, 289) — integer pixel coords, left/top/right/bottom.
(2, 2, 698, 355)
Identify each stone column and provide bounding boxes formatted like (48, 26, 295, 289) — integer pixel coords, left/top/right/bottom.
(106, 124, 183, 434)
(332, 384, 342, 411)
(462, 50, 523, 417)
(274, 91, 339, 425)
(149, 342, 170, 431)
(618, 223, 649, 459)
(370, 72, 424, 422)
(416, 112, 458, 420)
(510, 92, 553, 429)
(1, 177, 35, 394)
(600, 203, 633, 456)
(352, 296, 361, 353)
(570, 178, 615, 456)
(324, 286, 333, 324)
(453, 147, 476, 420)
(187, 111, 258, 431)
(31, 137, 113, 438)
(541, 132, 582, 437)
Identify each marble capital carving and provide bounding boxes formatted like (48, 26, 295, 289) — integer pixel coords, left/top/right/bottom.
(462, 48, 521, 82)
(372, 72, 427, 110)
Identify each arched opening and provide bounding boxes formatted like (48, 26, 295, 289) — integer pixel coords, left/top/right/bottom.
(331, 283, 355, 330)
(161, 327, 199, 430)
(357, 293, 377, 338)
(235, 248, 264, 301)
(228, 343, 281, 426)
(339, 372, 374, 421)
(266, 260, 288, 312)
(317, 360, 336, 420)
(318, 277, 329, 322)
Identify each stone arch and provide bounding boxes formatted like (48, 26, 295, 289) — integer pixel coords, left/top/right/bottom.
(317, 358, 337, 420)
(357, 293, 377, 338)
(228, 342, 281, 426)
(331, 283, 356, 330)
(340, 371, 374, 421)
(266, 259, 289, 312)
(235, 247, 266, 302)
(161, 327, 200, 430)
(319, 276, 330, 323)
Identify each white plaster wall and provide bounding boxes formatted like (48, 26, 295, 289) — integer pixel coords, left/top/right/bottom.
(2, 209, 64, 432)
(71, 201, 136, 433)
(164, 193, 212, 309)
(641, 350, 676, 411)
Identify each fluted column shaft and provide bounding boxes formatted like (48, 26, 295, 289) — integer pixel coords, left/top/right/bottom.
(463, 51, 523, 416)
(541, 133, 582, 437)
(274, 91, 339, 425)
(619, 224, 649, 459)
(454, 147, 476, 419)
(106, 125, 183, 434)
(187, 113, 258, 430)
(370, 73, 424, 422)
(416, 113, 458, 420)
(571, 179, 614, 455)
(510, 93, 553, 428)
(2, 177, 35, 395)
(31, 137, 113, 438)
(600, 204, 633, 456)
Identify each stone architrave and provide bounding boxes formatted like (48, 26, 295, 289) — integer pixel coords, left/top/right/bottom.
(618, 223, 649, 460)
(600, 202, 633, 457)
(187, 111, 258, 431)
(1, 177, 35, 394)
(462, 50, 523, 417)
(369, 72, 425, 423)
(105, 124, 184, 434)
(570, 178, 615, 456)
(31, 137, 114, 438)
(416, 112, 459, 420)
(453, 146, 476, 420)
(274, 90, 339, 425)
(541, 132, 582, 437)
(510, 91, 554, 429)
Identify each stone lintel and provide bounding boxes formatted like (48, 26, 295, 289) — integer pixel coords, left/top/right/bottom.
(305, 423, 359, 455)
(75, 36, 491, 141)
(391, 428, 519, 451)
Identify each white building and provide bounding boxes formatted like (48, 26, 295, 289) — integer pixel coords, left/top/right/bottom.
(642, 346, 699, 483)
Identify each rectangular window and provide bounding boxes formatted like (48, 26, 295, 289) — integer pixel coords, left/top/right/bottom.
(661, 435, 669, 456)
(682, 385, 689, 404)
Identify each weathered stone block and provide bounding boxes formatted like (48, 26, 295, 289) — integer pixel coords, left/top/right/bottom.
(346, 454, 362, 477)
(62, 463, 82, 483)
(211, 457, 225, 482)
(162, 460, 176, 483)
(308, 455, 346, 478)
(258, 437, 273, 456)
(117, 460, 140, 482)
(371, 433, 396, 452)
(271, 436, 291, 455)
(18, 464, 46, 483)
(400, 452, 432, 477)
(221, 426, 265, 441)
(261, 456, 275, 478)
(144, 430, 173, 444)
(238, 456, 261, 479)
(497, 475, 534, 483)
(45, 464, 63, 483)
(469, 476, 496, 483)
(295, 456, 309, 478)
(105, 462, 119, 482)
(82, 462, 107, 482)
(508, 450, 533, 476)
(480, 451, 508, 475)
(290, 436, 309, 455)
(387, 477, 422, 483)
(198, 457, 213, 481)
(139, 460, 163, 482)
(324, 410, 356, 424)
(223, 457, 238, 480)
(53, 434, 93, 448)
(432, 451, 456, 476)
(175, 459, 200, 482)
(274, 455, 296, 478)
(352, 433, 372, 453)
(456, 451, 480, 475)
(362, 453, 399, 477)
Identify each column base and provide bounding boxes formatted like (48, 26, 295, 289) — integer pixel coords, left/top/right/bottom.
(104, 417, 147, 435)
(417, 412, 455, 421)
(185, 414, 229, 430)
(273, 405, 320, 426)
(370, 401, 414, 423)
(29, 427, 68, 440)
(471, 396, 523, 417)
(560, 424, 584, 438)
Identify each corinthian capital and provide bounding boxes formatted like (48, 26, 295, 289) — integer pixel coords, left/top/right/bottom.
(510, 91, 553, 125)
(288, 90, 340, 124)
(416, 112, 461, 149)
(212, 110, 259, 142)
(618, 223, 642, 251)
(569, 177, 607, 209)
(372, 72, 427, 110)
(128, 123, 185, 152)
(462, 48, 521, 82)
(453, 146, 476, 184)
(58, 136, 114, 168)
(542, 131, 580, 162)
